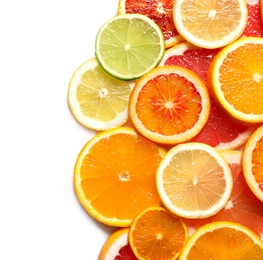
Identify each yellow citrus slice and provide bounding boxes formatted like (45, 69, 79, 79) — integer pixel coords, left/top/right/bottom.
(208, 37, 263, 123)
(98, 228, 137, 260)
(129, 66, 210, 145)
(179, 221, 263, 259)
(242, 124, 263, 202)
(173, 0, 248, 49)
(95, 14, 165, 80)
(129, 206, 188, 260)
(74, 127, 165, 227)
(68, 58, 133, 131)
(156, 142, 233, 218)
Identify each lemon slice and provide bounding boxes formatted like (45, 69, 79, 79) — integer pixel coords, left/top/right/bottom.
(173, 0, 248, 49)
(156, 142, 233, 218)
(68, 58, 132, 131)
(95, 14, 165, 80)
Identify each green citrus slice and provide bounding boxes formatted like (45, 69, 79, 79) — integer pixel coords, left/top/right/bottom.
(68, 58, 132, 131)
(95, 14, 165, 80)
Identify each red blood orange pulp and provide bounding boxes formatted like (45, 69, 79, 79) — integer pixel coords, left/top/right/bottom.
(243, 0, 263, 37)
(159, 42, 256, 150)
(184, 150, 263, 239)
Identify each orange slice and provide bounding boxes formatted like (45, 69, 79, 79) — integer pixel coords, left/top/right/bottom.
(179, 221, 263, 259)
(242, 124, 263, 202)
(118, 0, 185, 48)
(156, 142, 233, 218)
(208, 37, 263, 123)
(129, 66, 210, 145)
(129, 206, 188, 260)
(98, 228, 137, 260)
(173, 0, 248, 49)
(74, 127, 165, 227)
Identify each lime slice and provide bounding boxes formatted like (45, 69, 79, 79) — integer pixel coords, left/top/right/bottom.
(95, 14, 165, 80)
(68, 58, 132, 131)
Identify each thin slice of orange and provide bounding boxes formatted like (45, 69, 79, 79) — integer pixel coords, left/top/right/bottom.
(179, 221, 263, 260)
(208, 37, 263, 123)
(74, 127, 165, 227)
(129, 66, 210, 145)
(156, 142, 233, 219)
(242, 124, 263, 202)
(129, 206, 188, 260)
(118, 0, 185, 48)
(173, 0, 248, 49)
(98, 228, 137, 260)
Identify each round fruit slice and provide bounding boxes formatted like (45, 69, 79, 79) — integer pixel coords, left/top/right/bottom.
(68, 58, 132, 131)
(242, 125, 263, 202)
(129, 206, 188, 260)
(243, 0, 263, 37)
(129, 66, 210, 145)
(208, 37, 263, 123)
(74, 127, 165, 227)
(95, 14, 165, 80)
(98, 228, 137, 260)
(184, 150, 263, 239)
(118, 0, 185, 48)
(156, 142, 233, 218)
(159, 41, 255, 150)
(173, 0, 248, 49)
(179, 221, 263, 260)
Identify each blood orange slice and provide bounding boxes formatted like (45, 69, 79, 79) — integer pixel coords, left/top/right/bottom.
(184, 150, 263, 239)
(129, 65, 210, 145)
(118, 0, 185, 48)
(160, 42, 255, 149)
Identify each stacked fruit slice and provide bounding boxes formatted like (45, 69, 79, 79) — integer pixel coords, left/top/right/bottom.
(67, 0, 263, 259)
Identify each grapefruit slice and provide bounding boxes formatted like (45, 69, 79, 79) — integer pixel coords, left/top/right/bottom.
(243, 0, 263, 37)
(159, 42, 255, 149)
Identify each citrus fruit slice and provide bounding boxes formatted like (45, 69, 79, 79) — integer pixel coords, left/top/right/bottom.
(179, 221, 263, 260)
(118, 0, 185, 48)
(243, 124, 263, 202)
(208, 37, 263, 123)
(74, 127, 165, 227)
(129, 206, 188, 260)
(95, 14, 165, 80)
(129, 66, 210, 145)
(243, 0, 263, 37)
(159, 41, 255, 150)
(156, 142, 233, 219)
(67, 58, 132, 131)
(184, 150, 263, 238)
(98, 228, 137, 260)
(173, 0, 248, 49)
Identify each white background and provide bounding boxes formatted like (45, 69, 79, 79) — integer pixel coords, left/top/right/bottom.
(0, 0, 119, 259)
